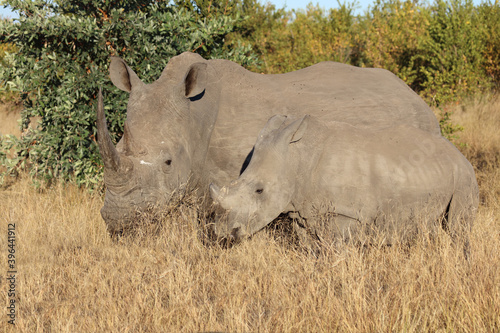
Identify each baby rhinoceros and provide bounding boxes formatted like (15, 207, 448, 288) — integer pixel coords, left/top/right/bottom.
(209, 115, 479, 249)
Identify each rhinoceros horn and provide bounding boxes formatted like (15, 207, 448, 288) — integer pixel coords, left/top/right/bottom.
(210, 183, 229, 206)
(209, 183, 221, 203)
(97, 88, 121, 172)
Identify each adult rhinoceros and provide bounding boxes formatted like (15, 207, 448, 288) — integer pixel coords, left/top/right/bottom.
(97, 52, 441, 232)
(209, 115, 478, 249)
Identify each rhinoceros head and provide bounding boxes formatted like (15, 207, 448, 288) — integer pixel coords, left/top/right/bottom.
(210, 115, 310, 240)
(98, 55, 218, 232)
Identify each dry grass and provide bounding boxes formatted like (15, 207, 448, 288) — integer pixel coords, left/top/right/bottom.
(448, 94, 500, 210)
(1, 96, 499, 332)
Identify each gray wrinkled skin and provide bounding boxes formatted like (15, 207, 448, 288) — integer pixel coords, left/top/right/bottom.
(210, 115, 479, 245)
(97, 52, 442, 232)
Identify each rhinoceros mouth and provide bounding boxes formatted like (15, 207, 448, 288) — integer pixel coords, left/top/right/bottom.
(100, 205, 136, 232)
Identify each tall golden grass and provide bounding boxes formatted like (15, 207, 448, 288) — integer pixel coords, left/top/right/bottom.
(1, 96, 499, 332)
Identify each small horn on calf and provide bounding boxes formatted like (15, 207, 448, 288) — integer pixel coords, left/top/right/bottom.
(209, 183, 221, 203)
(97, 88, 121, 171)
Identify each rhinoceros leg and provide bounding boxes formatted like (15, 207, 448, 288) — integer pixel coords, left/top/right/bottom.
(446, 192, 477, 261)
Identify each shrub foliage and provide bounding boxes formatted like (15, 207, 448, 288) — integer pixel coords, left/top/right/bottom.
(0, 0, 257, 187)
(233, 0, 500, 104)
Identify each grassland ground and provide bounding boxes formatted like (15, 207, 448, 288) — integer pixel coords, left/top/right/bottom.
(0, 102, 22, 138)
(1, 97, 499, 332)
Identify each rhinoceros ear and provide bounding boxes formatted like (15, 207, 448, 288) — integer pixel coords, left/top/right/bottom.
(285, 115, 310, 144)
(258, 115, 288, 139)
(109, 57, 144, 93)
(183, 63, 207, 98)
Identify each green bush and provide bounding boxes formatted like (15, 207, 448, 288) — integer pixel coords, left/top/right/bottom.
(234, 0, 499, 106)
(478, 1, 500, 90)
(0, 0, 257, 187)
(228, 2, 356, 74)
(355, 0, 496, 105)
(418, 0, 491, 105)
(352, 0, 430, 89)
(0, 17, 18, 103)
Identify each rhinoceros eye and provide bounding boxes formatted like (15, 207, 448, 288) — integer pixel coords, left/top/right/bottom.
(161, 158, 173, 174)
(255, 188, 264, 194)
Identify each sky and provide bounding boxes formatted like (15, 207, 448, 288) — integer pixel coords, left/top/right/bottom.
(0, 0, 489, 19)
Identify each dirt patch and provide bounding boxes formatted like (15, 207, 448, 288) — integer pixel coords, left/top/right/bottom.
(0, 101, 22, 137)
(0, 101, 41, 139)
